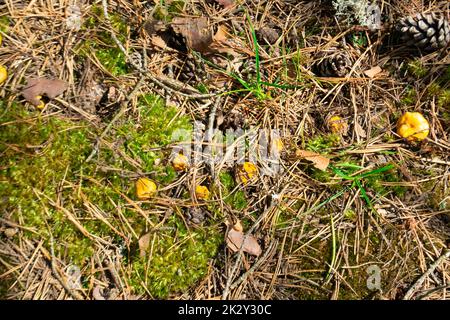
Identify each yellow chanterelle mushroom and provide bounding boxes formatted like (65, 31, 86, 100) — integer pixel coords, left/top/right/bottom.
(136, 177, 157, 200)
(397, 112, 429, 142)
(195, 185, 210, 200)
(236, 162, 258, 185)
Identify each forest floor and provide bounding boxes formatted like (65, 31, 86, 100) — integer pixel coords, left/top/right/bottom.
(0, 0, 449, 300)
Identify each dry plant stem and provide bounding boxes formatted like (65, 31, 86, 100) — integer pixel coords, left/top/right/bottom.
(48, 237, 84, 300)
(229, 240, 277, 291)
(86, 76, 146, 162)
(222, 202, 276, 300)
(403, 249, 450, 300)
(206, 97, 222, 180)
(101, 0, 216, 100)
(417, 284, 450, 300)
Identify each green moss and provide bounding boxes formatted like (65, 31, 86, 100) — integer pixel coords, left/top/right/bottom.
(219, 172, 234, 189)
(0, 16, 10, 33)
(228, 190, 248, 211)
(218, 171, 249, 211)
(306, 134, 340, 153)
(168, 0, 185, 14)
(344, 209, 356, 221)
(401, 86, 417, 105)
(437, 89, 450, 108)
(405, 59, 428, 79)
(363, 166, 406, 198)
(76, 5, 130, 76)
(0, 95, 221, 297)
(116, 94, 192, 176)
(132, 218, 222, 298)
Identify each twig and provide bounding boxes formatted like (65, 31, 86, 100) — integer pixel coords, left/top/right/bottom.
(416, 284, 450, 300)
(101, 0, 217, 100)
(229, 240, 277, 291)
(86, 76, 146, 162)
(403, 249, 450, 300)
(222, 202, 276, 300)
(205, 97, 222, 180)
(48, 237, 84, 300)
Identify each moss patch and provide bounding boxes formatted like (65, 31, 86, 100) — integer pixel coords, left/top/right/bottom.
(0, 95, 221, 298)
(76, 5, 130, 76)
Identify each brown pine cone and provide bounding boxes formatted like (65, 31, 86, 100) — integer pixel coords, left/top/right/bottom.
(397, 13, 450, 51)
(314, 52, 352, 77)
(178, 54, 208, 84)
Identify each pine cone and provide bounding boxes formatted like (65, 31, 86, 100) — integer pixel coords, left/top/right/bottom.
(239, 60, 268, 83)
(217, 108, 246, 131)
(185, 207, 206, 225)
(256, 26, 281, 45)
(178, 54, 208, 84)
(397, 13, 450, 51)
(314, 52, 352, 77)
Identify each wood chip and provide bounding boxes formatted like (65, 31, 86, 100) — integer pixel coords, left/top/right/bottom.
(138, 232, 152, 258)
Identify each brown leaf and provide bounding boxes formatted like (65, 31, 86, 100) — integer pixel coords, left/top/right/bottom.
(354, 121, 367, 138)
(226, 228, 262, 256)
(138, 232, 152, 258)
(363, 66, 382, 78)
(209, 25, 244, 57)
(151, 35, 169, 50)
(295, 149, 330, 171)
(22, 78, 68, 106)
(214, 0, 234, 8)
(213, 25, 228, 42)
(171, 17, 213, 53)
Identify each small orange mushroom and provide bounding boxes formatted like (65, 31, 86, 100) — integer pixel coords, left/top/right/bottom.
(172, 153, 189, 171)
(236, 162, 258, 185)
(195, 185, 210, 200)
(136, 177, 157, 200)
(396, 112, 429, 142)
(0, 65, 7, 85)
(326, 115, 348, 135)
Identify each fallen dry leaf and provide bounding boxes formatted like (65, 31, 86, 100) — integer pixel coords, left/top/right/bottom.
(354, 121, 367, 138)
(171, 17, 213, 53)
(213, 24, 228, 42)
(226, 228, 262, 256)
(151, 35, 169, 50)
(295, 149, 330, 171)
(363, 66, 382, 78)
(209, 24, 254, 57)
(209, 25, 240, 56)
(214, 0, 234, 8)
(138, 232, 152, 258)
(22, 78, 68, 106)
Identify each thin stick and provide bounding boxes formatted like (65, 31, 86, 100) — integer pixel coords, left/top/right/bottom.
(101, 0, 216, 100)
(403, 249, 450, 300)
(229, 240, 277, 291)
(205, 97, 221, 180)
(222, 203, 276, 300)
(48, 237, 84, 300)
